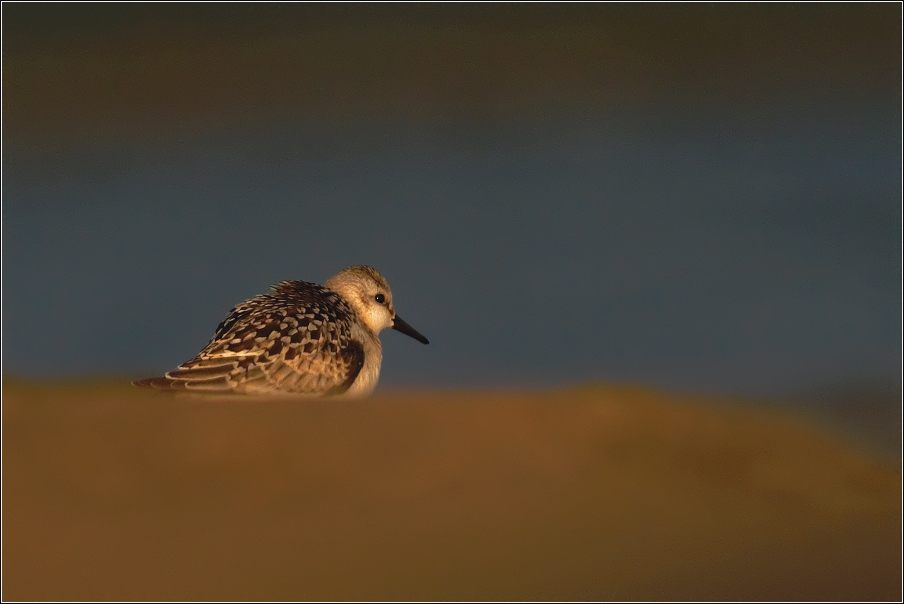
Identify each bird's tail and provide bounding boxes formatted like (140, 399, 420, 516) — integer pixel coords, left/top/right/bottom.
(132, 376, 181, 390)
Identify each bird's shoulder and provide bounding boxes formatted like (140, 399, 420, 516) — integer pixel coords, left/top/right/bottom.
(206, 280, 356, 351)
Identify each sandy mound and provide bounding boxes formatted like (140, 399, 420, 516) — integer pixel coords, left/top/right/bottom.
(3, 380, 900, 600)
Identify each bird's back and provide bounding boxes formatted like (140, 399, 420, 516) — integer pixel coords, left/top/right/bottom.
(135, 280, 365, 395)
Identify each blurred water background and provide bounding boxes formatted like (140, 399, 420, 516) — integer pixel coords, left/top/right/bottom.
(2, 4, 900, 451)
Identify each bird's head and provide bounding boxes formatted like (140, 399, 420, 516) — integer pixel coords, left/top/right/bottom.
(325, 266, 429, 344)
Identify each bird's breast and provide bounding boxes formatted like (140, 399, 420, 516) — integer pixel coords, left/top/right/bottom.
(341, 327, 383, 398)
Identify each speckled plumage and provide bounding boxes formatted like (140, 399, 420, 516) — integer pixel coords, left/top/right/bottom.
(133, 266, 428, 397)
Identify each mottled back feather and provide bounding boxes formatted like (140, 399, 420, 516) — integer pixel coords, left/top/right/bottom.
(138, 280, 365, 396)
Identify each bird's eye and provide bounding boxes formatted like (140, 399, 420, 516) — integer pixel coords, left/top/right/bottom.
(374, 293, 385, 304)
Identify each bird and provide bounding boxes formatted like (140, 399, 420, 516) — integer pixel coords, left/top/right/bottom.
(133, 266, 428, 397)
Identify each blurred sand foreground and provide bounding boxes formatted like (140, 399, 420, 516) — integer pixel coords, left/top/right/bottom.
(3, 381, 900, 601)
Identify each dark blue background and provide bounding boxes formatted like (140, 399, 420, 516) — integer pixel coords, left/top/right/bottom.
(3, 5, 900, 441)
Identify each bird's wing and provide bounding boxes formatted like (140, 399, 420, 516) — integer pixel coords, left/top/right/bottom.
(135, 281, 365, 395)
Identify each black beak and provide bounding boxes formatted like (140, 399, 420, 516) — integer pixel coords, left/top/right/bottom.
(392, 315, 429, 344)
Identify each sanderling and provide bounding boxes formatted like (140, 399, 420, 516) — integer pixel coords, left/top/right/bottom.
(133, 266, 428, 396)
